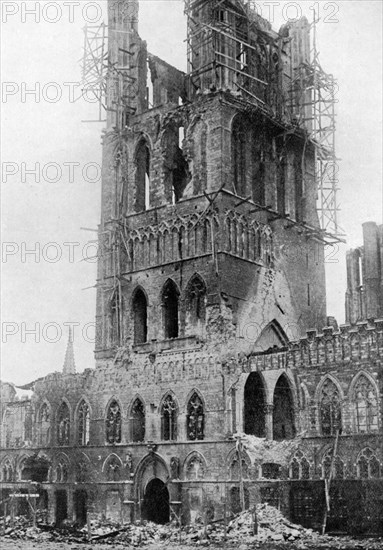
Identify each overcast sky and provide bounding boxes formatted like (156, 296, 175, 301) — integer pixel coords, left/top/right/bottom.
(1, 0, 382, 385)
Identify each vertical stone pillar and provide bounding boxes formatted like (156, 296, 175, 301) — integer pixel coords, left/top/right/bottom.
(178, 413, 187, 441)
(363, 222, 380, 319)
(265, 404, 274, 440)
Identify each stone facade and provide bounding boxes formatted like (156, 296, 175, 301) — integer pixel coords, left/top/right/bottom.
(1, 0, 382, 535)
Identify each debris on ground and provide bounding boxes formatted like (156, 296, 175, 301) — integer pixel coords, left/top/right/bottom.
(1, 508, 382, 549)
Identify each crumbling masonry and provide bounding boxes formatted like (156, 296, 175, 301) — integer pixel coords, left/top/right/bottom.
(1, 0, 382, 535)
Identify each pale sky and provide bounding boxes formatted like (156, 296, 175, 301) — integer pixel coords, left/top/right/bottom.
(1, 1, 382, 385)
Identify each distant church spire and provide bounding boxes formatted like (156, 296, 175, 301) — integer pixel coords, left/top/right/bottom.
(62, 328, 76, 375)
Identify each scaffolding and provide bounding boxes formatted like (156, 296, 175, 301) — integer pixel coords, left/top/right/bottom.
(81, 23, 108, 122)
(184, 0, 342, 239)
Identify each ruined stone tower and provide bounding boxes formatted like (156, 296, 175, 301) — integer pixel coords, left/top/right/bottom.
(95, 0, 327, 367)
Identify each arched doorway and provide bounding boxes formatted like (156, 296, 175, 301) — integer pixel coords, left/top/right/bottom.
(273, 375, 295, 440)
(244, 372, 266, 437)
(142, 478, 170, 524)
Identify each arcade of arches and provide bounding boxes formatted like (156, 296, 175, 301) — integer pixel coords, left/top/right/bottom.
(244, 373, 295, 440)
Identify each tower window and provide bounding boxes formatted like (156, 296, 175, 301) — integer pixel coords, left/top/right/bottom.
(273, 374, 295, 440)
(185, 275, 206, 333)
(232, 116, 247, 197)
(57, 402, 70, 446)
(162, 280, 179, 339)
(131, 398, 145, 442)
(132, 288, 148, 344)
(135, 139, 150, 211)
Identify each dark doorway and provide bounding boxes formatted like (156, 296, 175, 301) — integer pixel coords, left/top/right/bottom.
(273, 375, 295, 440)
(142, 478, 170, 524)
(74, 490, 87, 527)
(244, 372, 266, 437)
(55, 490, 68, 526)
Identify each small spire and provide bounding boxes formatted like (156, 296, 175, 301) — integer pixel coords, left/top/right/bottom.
(63, 328, 76, 375)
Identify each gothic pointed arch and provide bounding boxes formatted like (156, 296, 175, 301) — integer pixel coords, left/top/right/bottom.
(253, 320, 288, 353)
(244, 371, 266, 437)
(186, 390, 205, 441)
(132, 286, 148, 344)
(129, 395, 146, 442)
(317, 375, 343, 436)
(134, 137, 151, 211)
(349, 371, 379, 433)
(103, 453, 123, 482)
(161, 279, 180, 339)
(56, 400, 71, 446)
(356, 448, 381, 479)
(160, 392, 178, 441)
(184, 451, 207, 480)
(37, 401, 51, 446)
(273, 373, 296, 440)
(184, 273, 207, 334)
(76, 398, 91, 446)
(105, 398, 122, 444)
(161, 123, 189, 203)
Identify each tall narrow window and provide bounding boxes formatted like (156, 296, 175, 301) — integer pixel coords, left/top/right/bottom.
(353, 375, 378, 433)
(131, 398, 145, 442)
(110, 290, 121, 346)
(135, 139, 150, 211)
(57, 402, 70, 446)
(185, 275, 206, 334)
(77, 401, 90, 446)
(106, 400, 122, 444)
(319, 378, 342, 436)
(162, 280, 179, 339)
(232, 116, 246, 196)
(273, 374, 295, 440)
(39, 403, 50, 446)
(244, 372, 266, 437)
(132, 289, 148, 344)
(187, 393, 204, 440)
(161, 394, 177, 441)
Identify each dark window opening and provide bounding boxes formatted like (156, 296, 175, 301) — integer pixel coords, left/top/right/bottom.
(77, 400, 90, 446)
(110, 290, 121, 346)
(142, 478, 169, 524)
(162, 280, 179, 339)
(135, 140, 150, 211)
(131, 398, 145, 442)
(187, 393, 204, 440)
(230, 487, 250, 515)
(57, 402, 70, 446)
(244, 372, 266, 437)
(161, 394, 177, 441)
(133, 289, 148, 344)
(276, 142, 286, 215)
(320, 379, 342, 436)
(232, 116, 247, 197)
(186, 275, 206, 332)
(273, 375, 295, 440)
(106, 400, 122, 444)
(55, 490, 68, 527)
(39, 403, 50, 446)
(262, 463, 281, 479)
(163, 126, 189, 204)
(74, 490, 87, 527)
(294, 152, 303, 221)
(20, 456, 50, 483)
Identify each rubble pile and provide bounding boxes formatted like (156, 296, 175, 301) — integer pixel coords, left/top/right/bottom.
(1, 510, 382, 548)
(234, 432, 303, 464)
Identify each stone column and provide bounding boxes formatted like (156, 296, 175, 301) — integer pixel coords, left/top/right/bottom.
(265, 404, 274, 440)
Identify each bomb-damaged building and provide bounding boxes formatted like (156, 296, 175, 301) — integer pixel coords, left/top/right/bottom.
(1, 0, 382, 535)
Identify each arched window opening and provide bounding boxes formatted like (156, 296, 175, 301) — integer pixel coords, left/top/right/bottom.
(110, 290, 121, 347)
(162, 126, 189, 204)
(77, 401, 90, 446)
(290, 451, 311, 480)
(20, 455, 50, 483)
(132, 289, 148, 344)
(135, 140, 150, 212)
(106, 400, 122, 444)
(353, 375, 378, 433)
(57, 402, 70, 446)
(244, 372, 266, 437)
(131, 398, 145, 442)
(186, 455, 205, 480)
(322, 453, 344, 480)
(39, 403, 50, 446)
(230, 455, 250, 480)
(162, 280, 179, 339)
(319, 379, 342, 436)
(357, 448, 381, 479)
(186, 393, 204, 440)
(105, 456, 121, 482)
(273, 375, 295, 440)
(232, 116, 247, 197)
(2, 461, 13, 482)
(161, 394, 177, 441)
(185, 276, 206, 334)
